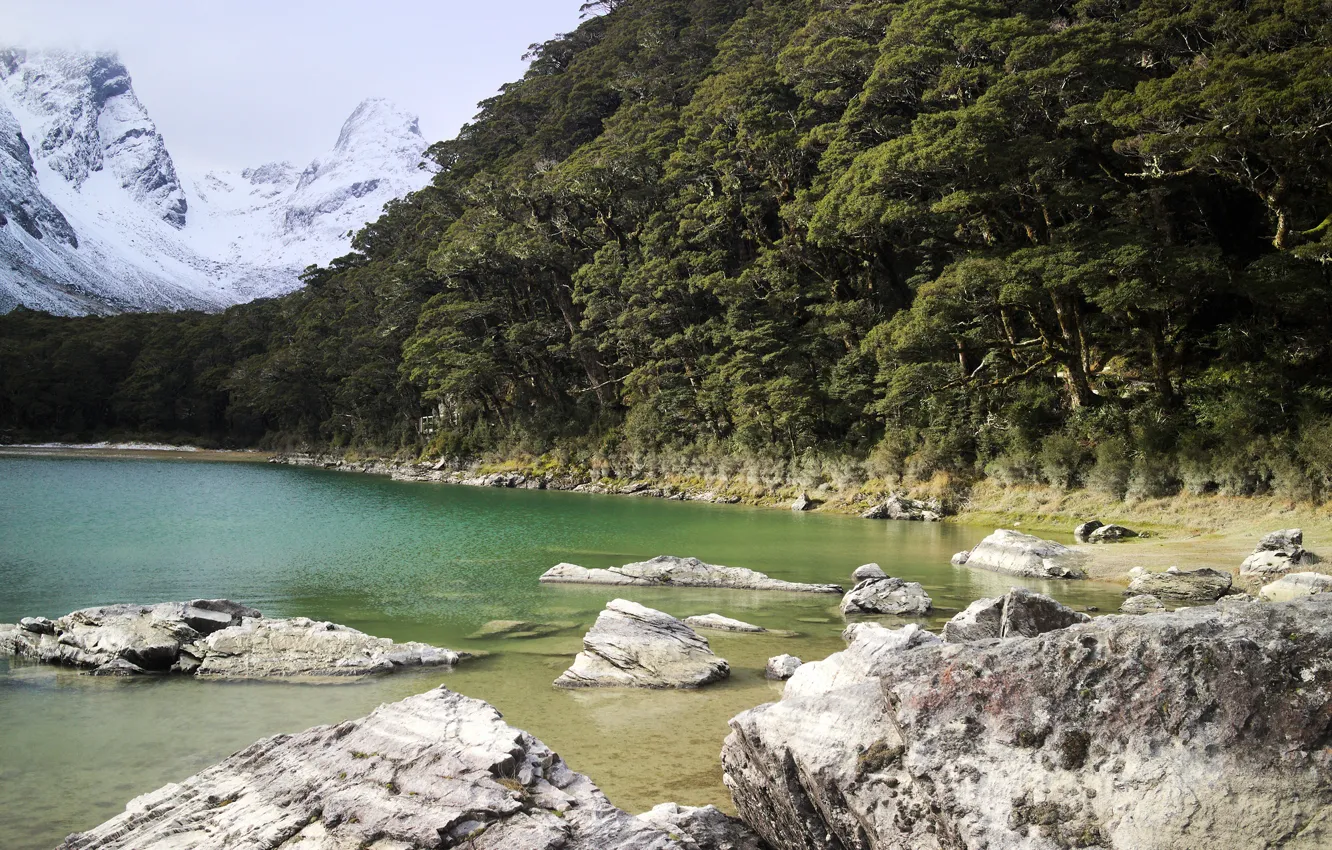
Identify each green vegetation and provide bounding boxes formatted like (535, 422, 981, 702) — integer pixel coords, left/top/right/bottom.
(4, 0, 1332, 502)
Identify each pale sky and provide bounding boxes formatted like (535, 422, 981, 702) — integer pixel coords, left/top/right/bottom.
(0, 0, 588, 172)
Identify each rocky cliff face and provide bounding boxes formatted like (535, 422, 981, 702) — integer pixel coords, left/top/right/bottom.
(722, 596, 1332, 850)
(0, 49, 433, 315)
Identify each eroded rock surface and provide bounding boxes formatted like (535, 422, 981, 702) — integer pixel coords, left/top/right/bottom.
(58, 686, 702, 850)
(1, 600, 466, 680)
(1126, 567, 1234, 603)
(942, 587, 1089, 642)
(839, 577, 932, 616)
(638, 803, 769, 850)
(962, 529, 1087, 579)
(554, 599, 729, 689)
(722, 596, 1332, 850)
(540, 555, 842, 594)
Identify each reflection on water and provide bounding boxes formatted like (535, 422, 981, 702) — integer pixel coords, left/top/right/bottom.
(0, 456, 1126, 849)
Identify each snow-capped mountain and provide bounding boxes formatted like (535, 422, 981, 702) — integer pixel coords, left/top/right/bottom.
(0, 49, 434, 316)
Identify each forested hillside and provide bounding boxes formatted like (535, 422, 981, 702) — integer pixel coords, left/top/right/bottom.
(4, 0, 1332, 500)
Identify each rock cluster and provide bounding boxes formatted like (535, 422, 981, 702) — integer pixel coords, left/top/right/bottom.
(1074, 520, 1140, 543)
(941, 587, 1090, 642)
(554, 599, 730, 689)
(539, 555, 843, 594)
(838, 576, 932, 616)
(861, 494, 941, 522)
(59, 685, 761, 850)
(0, 600, 466, 679)
(1125, 566, 1234, 603)
(722, 596, 1332, 850)
(958, 529, 1087, 579)
(1240, 528, 1321, 578)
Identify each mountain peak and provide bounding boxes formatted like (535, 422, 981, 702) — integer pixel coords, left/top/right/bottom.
(334, 98, 422, 154)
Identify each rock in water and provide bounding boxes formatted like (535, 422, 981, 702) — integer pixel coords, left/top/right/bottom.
(190, 617, 462, 679)
(949, 549, 970, 566)
(941, 587, 1089, 642)
(637, 803, 768, 850)
(765, 654, 803, 680)
(684, 614, 767, 633)
(539, 555, 842, 594)
(1120, 593, 1168, 614)
(554, 599, 729, 689)
(722, 596, 1332, 850)
(467, 620, 576, 640)
(791, 492, 814, 511)
(860, 494, 941, 522)
(1073, 519, 1104, 542)
(851, 563, 888, 582)
(57, 686, 695, 850)
(1259, 572, 1332, 602)
(1087, 523, 1139, 543)
(962, 529, 1087, 579)
(839, 577, 932, 616)
(1, 600, 466, 680)
(1126, 567, 1234, 603)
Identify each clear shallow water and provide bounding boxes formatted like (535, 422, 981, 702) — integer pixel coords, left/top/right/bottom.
(0, 456, 1127, 849)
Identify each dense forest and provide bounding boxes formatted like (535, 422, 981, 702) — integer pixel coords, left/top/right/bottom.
(4, 0, 1332, 501)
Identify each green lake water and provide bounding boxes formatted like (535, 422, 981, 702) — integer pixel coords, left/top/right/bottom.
(0, 455, 1127, 849)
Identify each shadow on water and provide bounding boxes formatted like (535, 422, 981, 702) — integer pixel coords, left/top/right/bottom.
(0, 455, 1126, 849)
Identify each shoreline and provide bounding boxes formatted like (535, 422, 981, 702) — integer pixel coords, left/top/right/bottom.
(270, 452, 1332, 588)
(0, 445, 274, 463)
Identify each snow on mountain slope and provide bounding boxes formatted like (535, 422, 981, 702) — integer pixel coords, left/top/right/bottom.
(0, 49, 434, 316)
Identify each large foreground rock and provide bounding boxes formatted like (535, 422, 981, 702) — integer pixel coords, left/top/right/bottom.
(58, 685, 749, 850)
(0, 600, 466, 679)
(554, 599, 729, 689)
(722, 596, 1332, 850)
(961, 529, 1087, 579)
(1125, 567, 1234, 603)
(941, 587, 1089, 642)
(839, 577, 932, 616)
(540, 556, 842, 593)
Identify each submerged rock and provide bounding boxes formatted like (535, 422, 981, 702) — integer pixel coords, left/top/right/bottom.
(637, 803, 768, 850)
(765, 654, 803, 680)
(941, 587, 1089, 642)
(949, 550, 970, 566)
(839, 577, 932, 616)
(1120, 593, 1167, 614)
(1259, 571, 1332, 602)
(554, 599, 729, 689)
(539, 555, 842, 594)
(58, 686, 699, 850)
(1126, 567, 1234, 603)
(722, 595, 1332, 850)
(684, 614, 766, 633)
(1, 600, 467, 680)
(468, 619, 577, 640)
(962, 529, 1087, 579)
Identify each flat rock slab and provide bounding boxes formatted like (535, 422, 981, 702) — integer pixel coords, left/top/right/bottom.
(540, 555, 842, 593)
(839, 577, 932, 616)
(2, 600, 466, 680)
(1126, 567, 1234, 602)
(58, 685, 744, 850)
(723, 595, 1332, 850)
(962, 529, 1087, 579)
(1259, 572, 1332, 602)
(468, 620, 579, 640)
(684, 614, 766, 633)
(555, 599, 729, 689)
(942, 587, 1090, 642)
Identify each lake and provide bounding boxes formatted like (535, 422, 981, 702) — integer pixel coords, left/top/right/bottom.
(0, 455, 1126, 849)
